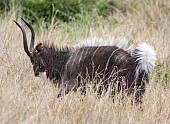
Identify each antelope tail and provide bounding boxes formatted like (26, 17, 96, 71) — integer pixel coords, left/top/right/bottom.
(132, 43, 156, 74)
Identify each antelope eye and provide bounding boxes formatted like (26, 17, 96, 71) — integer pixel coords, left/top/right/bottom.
(39, 65, 44, 69)
(39, 65, 42, 69)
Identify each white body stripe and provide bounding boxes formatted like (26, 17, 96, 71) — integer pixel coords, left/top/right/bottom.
(74, 37, 156, 74)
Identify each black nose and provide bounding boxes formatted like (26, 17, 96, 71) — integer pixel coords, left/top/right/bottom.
(34, 72, 39, 77)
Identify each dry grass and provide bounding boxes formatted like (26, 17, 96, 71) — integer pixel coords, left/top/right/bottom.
(0, 0, 170, 123)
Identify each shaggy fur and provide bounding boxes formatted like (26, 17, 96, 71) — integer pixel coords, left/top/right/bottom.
(32, 43, 149, 102)
(14, 18, 156, 103)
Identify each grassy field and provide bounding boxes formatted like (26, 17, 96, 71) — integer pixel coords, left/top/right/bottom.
(0, 0, 170, 123)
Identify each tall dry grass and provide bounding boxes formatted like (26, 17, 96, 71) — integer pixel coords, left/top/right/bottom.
(0, 0, 170, 123)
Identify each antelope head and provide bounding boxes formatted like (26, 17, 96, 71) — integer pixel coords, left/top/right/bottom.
(14, 17, 46, 76)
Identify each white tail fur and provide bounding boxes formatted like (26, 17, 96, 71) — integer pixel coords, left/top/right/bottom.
(132, 43, 156, 73)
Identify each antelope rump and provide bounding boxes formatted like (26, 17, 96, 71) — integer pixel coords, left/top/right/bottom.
(14, 17, 156, 103)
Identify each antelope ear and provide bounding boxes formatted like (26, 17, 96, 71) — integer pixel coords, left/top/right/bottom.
(36, 43, 43, 52)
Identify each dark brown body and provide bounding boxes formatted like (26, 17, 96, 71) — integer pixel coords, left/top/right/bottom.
(14, 18, 149, 103)
(62, 46, 136, 90)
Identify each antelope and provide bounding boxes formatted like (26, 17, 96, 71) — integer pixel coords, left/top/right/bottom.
(14, 17, 156, 102)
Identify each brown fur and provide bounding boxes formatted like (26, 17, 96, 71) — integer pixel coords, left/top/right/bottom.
(14, 18, 148, 103)
(33, 44, 146, 102)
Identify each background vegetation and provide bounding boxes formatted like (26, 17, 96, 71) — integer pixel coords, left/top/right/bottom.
(0, 0, 170, 123)
(0, 0, 128, 23)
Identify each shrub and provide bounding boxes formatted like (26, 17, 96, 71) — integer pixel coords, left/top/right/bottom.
(0, 0, 127, 24)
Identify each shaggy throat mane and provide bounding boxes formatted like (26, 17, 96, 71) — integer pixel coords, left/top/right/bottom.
(42, 44, 72, 81)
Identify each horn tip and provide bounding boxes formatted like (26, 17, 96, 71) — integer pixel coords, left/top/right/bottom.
(19, 15, 23, 19)
(20, 17, 26, 22)
(13, 20, 18, 25)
